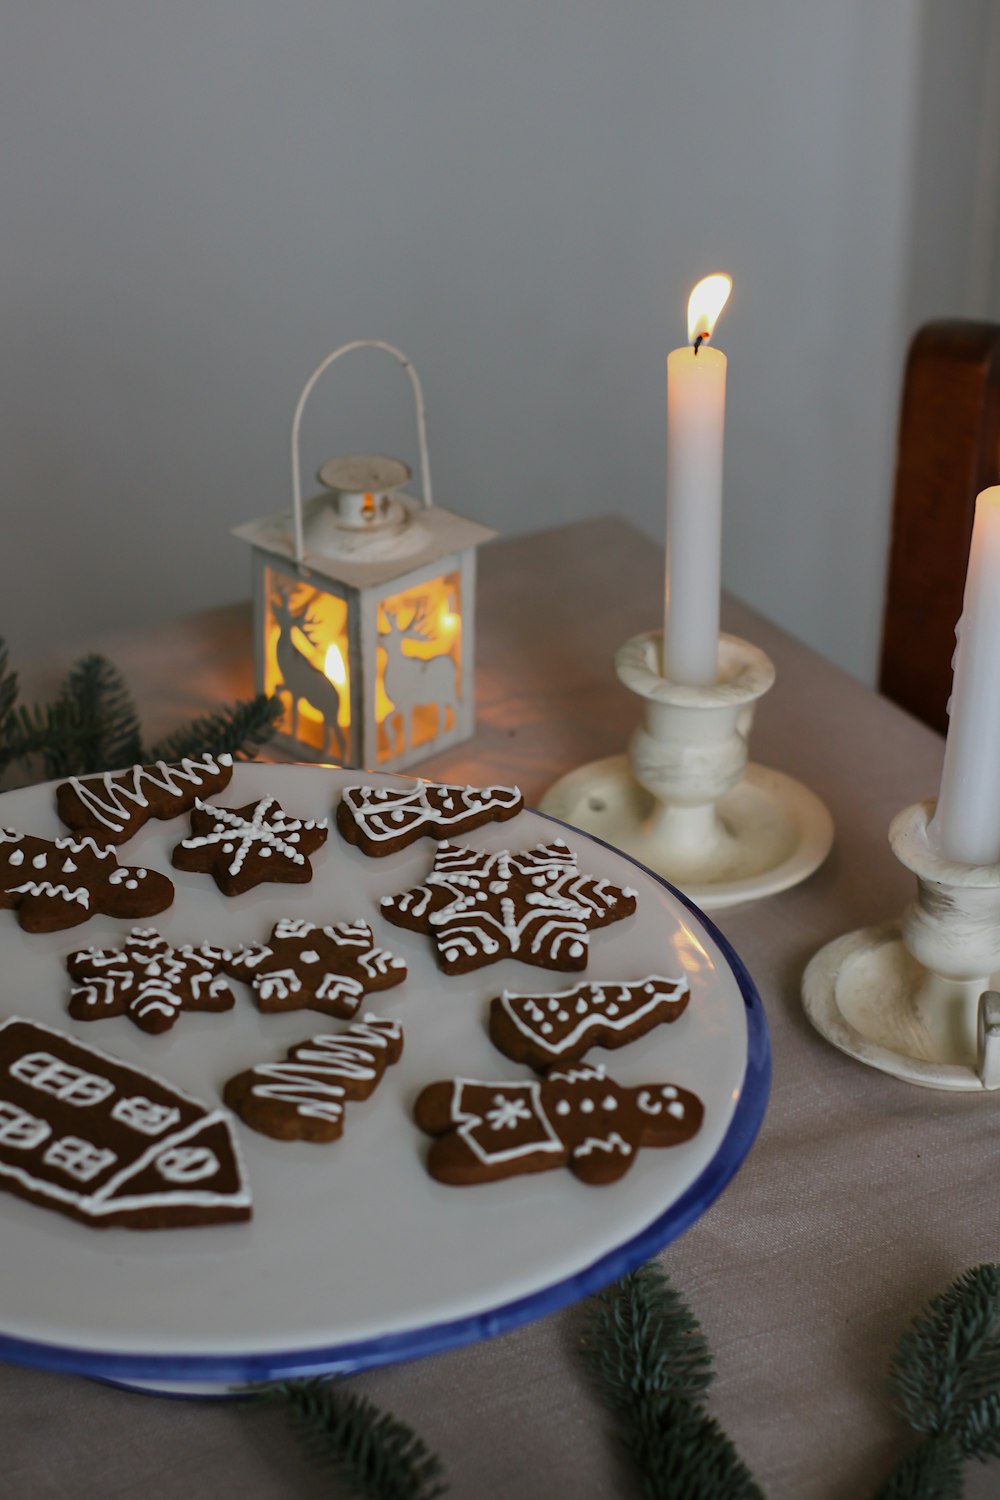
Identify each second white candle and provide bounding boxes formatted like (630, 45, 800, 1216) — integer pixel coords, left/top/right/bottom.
(930, 485, 1000, 865)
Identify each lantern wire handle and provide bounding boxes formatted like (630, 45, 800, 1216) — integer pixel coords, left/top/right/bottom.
(290, 340, 434, 566)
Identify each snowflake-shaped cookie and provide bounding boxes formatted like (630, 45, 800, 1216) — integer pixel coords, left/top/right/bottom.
(227, 918, 407, 1017)
(67, 927, 238, 1034)
(171, 796, 328, 895)
(379, 839, 637, 974)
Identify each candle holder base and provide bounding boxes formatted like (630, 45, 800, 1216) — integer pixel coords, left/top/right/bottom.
(802, 800, 1000, 1091)
(802, 923, 1000, 1092)
(539, 755, 833, 910)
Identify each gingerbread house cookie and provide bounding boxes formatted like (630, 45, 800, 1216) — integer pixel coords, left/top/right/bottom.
(0, 1018, 251, 1228)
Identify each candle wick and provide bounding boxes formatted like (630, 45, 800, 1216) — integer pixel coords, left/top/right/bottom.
(693, 334, 705, 356)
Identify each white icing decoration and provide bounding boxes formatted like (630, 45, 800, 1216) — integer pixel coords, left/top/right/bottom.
(387, 840, 632, 968)
(0, 1016, 252, 1222)
(573, 1132, 633, 1158)
(498, 976, 690, 1058)
(341, 781, 522, 842)
(485, 1095, 533, 1131)
(112, 1096, 181, 1136)
(667, 1101, 685, 1119)
(451, 1079, 563, 1165)
(63, 754, 234, 835)
(8, 881, 89, 908)
(180, 796, 324, 877)
(44, 1136, 117, 1182)
(156, 1145, 220, 1183)
(245, 1016, 402, 1123)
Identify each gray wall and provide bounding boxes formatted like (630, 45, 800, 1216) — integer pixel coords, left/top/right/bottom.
(1, 2, 995, 681)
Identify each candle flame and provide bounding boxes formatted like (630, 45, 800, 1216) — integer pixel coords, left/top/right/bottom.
(324, 644, 347, 687)
(687, 273, 732, 345)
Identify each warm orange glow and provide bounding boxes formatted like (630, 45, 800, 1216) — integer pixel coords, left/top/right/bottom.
(686, 273, 732, 345)
(263, 571, 352, 751)
(375, 572, 461, 760)
(324, 644, 347, 687)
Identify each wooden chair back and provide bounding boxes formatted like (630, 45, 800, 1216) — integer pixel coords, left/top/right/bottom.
(879, 321, 1000, 733)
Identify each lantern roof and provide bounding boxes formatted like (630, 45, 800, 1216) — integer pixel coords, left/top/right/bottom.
(233, 492, 496, 591)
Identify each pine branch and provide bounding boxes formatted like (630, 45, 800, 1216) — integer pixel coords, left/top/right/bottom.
(874, 1265, 1000, 1499)
(582, 1262, 764, 1500)
(147, 694, 282, 765)
(48, 654, 143, 778)
(583, 1259, 713, 1418)
(872, 1437, 964, 1500)
(251, 1379, 448, 1500)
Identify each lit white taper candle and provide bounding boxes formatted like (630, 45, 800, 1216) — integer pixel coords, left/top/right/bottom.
(663, 274, 732, 686)
(930, 485, 1000, 864)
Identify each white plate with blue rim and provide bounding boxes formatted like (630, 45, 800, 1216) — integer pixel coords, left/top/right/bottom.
(0, 762, 769, 1395)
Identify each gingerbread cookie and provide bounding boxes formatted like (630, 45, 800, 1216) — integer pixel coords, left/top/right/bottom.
(336, 780, 523, 856)
(67, 928, 239, 1035)
(380, 839, 637, 974)
(223, 1015, 403, 1142)
(56, 753, 234, 846)
(415, 1063, 703, 1186)
(226, 918, 406, 1018)
(171, 795, 328, 895)
(489, 975, 690, 1071)
(0, 828, 173, 933)
(0, 1017, 251, 1228)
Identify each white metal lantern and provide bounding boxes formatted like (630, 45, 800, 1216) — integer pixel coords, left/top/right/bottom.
(234, 341, 495, 770)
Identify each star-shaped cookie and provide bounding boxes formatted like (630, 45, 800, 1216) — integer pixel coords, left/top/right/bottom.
(171, 796, 328, 895)
(67, 927, 238, 1034)
(227, 918, 407, 1017)
(379, 838, 637, 974)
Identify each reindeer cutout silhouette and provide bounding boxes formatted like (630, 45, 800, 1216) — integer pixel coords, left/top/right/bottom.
(381, 598, 459, 754)
(271, 587, 347, 761)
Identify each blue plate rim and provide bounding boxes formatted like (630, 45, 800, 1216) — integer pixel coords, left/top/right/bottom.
(0, 809, 771, 1388)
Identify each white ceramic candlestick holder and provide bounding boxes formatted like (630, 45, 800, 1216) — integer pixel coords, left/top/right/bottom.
(802, 799, 1000, 1090)
(539, 630, 834, 909)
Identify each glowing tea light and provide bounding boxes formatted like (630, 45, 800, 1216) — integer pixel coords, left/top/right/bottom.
(324, 644, 347, 688)
(663, 273, 732, 686)
(930, 486, 1000, 864)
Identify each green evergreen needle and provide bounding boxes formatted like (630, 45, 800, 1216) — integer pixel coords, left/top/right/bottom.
(251, 1379, 448, 1500)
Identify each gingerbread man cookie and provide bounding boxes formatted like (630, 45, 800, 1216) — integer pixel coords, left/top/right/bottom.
(414, 1063, 703, 1186)
(489, 975, 690, 1071)
(56, 753, 234, 846)
(226, 918, 406, 1018)
(223, 1015, 404, 1142)
(0, 828, 173, 933)
(336, 780, 523, 856)
(67, 928, 239, 1035)
(171, 796, 328, 895)
(379, 839, 637, 974)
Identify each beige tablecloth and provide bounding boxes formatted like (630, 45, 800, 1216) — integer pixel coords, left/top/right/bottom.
(4, 519, 997, 1500)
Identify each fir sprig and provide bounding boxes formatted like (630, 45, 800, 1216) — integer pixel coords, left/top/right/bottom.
(582, 1260, 764, 1500)
(0, 635, 280, 781)
(148, 695, 282, 766)
(874, 1264, 1000, 1500)
(253, 1379, 448, 1500)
